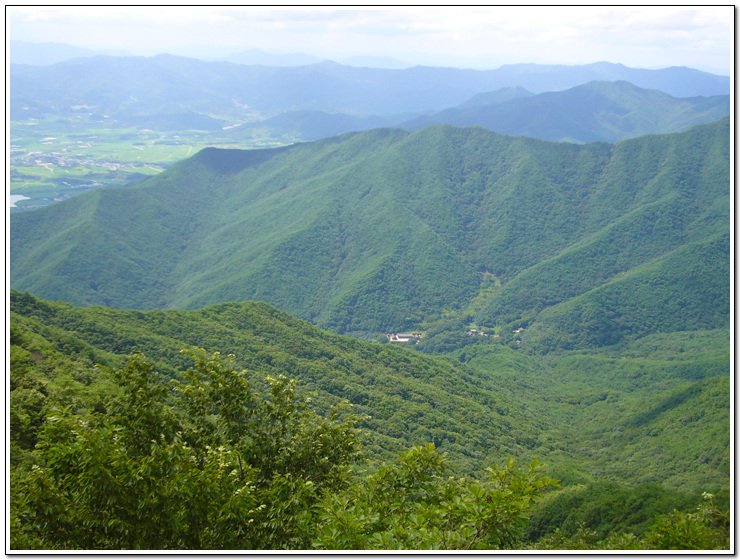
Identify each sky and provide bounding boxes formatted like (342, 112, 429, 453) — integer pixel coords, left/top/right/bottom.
(6, 5, 734, 74)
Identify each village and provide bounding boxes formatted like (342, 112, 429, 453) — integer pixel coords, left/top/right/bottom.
(8, 129, 172, 210)
(387, 326, 520, 344)
(10, 143, 161, 174)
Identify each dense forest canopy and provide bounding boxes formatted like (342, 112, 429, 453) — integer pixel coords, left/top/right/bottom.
(10, 118, 730, 351)
(9, 290, 730, 550)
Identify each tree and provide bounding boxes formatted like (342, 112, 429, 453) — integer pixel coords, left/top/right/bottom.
(312, 444, 558, 550)
(11, 349, 558, 551)
(11, 349, 360, 550)
(531, 493, 730, 551)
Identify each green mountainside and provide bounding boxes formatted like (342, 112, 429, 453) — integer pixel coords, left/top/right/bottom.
(401, 81, 729, 143)
(9, 290, 730, 549)
(10, 289, 729, 493)
(11, 118, 730, 351)
(8, 289, 549, 475)
(8, 57, 731, 548)
(455, 333, 730, 492)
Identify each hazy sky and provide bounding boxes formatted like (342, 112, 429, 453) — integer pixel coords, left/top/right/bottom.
(7, 5, 734, 73)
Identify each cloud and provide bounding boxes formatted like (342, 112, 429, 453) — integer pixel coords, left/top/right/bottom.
(6, 6, 732, 72)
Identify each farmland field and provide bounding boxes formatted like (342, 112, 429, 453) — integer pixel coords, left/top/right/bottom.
(9, 115, 286, 211)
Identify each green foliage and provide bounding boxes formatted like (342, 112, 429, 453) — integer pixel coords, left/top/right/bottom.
(11, 350, 561, 551)
(521, 233, 730, 352)
(9, 292, 731, 550)
(11, 290, 729, 500)
(457, 334, 730, 494)
(532, 493, 730, 550)
(9, 315, 123, 470)
(9, 291, 552, 474)
(640, 493, 730, 550)
(11, 350, 360, 550)
(525, 481, 701, 542)
(312, 446, 558, 550)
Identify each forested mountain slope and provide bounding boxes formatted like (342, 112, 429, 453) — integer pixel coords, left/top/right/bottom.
(11, 118, 730, 351)
(454, 336, 730, 493)
(10, 291, 729, 549)
(10, 290, 729, 494)
(10, 289, 730, 549)
(8, 289, 553, 475)
(400, 81, 730, 143)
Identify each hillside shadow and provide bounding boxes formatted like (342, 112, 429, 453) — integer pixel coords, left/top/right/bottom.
(625, 383, 702, 429)
(194, 145, 295, 174)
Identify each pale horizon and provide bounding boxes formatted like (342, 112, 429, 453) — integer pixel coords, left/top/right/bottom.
(7, 6, 734, 74)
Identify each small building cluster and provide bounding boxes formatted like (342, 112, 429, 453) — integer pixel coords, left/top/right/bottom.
(387, 333, 421, 344)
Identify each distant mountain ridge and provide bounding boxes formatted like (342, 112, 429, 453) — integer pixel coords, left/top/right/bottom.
(10, 118, 730, 352)
(400, 80, 730, 143)
(215, 80, 729, 145)
(9, 55, 730, 121)
(222, 110, 412, 142)
(7, 39, 132, 65)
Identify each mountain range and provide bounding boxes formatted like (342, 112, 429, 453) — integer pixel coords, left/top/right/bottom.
(10, 55, 729, 121)
(399, 80, 729, 143)
(7, 40, 132, 65)
(221, 47, 325, 67)
(10, 117, 730, 351)
(225, 81, 729, 144)
(7, 41, 412, 69)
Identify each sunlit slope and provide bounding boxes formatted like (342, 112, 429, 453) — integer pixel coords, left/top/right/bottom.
(519, 233, 730, 351)
(11, 289, 729, 493)
(9, 289, 554, 475)
(11, 118, 730, 345)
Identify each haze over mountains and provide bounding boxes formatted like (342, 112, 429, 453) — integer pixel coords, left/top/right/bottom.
(400, 81, 729, 143)
(8, 40, 132, 65)
(228, 81, 729, 144)
(10, 51, 729, 154)
(11, 39, 730, 74)
(10, 54, 729, 121)
(8, 40, 411, 68)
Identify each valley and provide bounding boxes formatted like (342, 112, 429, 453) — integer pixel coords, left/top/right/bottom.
(10, 117, 730, 549)
(9, 115, 286, 211)
(9, 290, 730, 549)
(8, 46, 731, 550)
